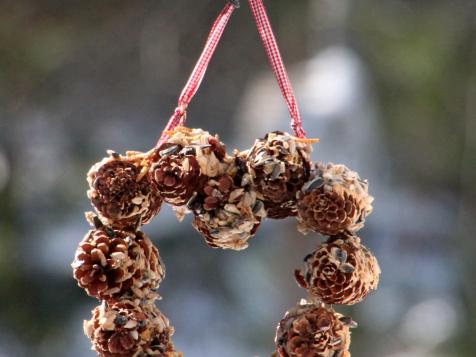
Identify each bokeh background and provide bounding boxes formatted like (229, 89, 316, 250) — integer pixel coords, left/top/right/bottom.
(1, 0, 475, 356)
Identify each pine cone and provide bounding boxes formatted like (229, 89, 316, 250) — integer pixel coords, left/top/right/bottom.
(150, 143, 202, 206)
(84, 300, 181, 357)
(189, 159, 265, 250)
(297, 162, 373, 236)
(246, 131, 312, 219)
(163, 126, 230, 177)
(72, 227, 165, 300)
(87, 151, 162, 230)
(275, 300, 354, 357)
(294, 234, 380, 305)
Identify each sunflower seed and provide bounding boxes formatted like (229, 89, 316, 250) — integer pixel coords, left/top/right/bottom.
(241, 173, 252, 187)
(93, 216, 104, 229)
(105, 226, 116, 238)
(302, 177, 324, 193)
(224, 203, 239, 213)
(252, 200, 265, 215)
(270, 164, 282, 180)
(113, 315, 128, 326)
(254, 151, 266, 163)
(333, 248, 348, 263)
(198, 144, 212, 149)
(303, 253, 313, 262)
(339, 263, 355, 274)
(277, 146, 288, 155)
(107, 150, 120, 158)
(261, 163, 272, 175)
(159, 145, 180, 157)
(180, 146, 196, 156)
(229, 188, 245, 202)
(339, 316, 358, 328)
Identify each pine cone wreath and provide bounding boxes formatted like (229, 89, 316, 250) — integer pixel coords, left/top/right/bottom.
(297, 162, 373, 236)
(87, 151, 162, 230)
(246, 131, 312, 219)
(72, 226, 165, 301)
(149, 143, 202, 206)
(275, 300, 355, 357)
(189, 158, 265, 250)
(84, 300, 182, 357)
(294, 233, 380, 305)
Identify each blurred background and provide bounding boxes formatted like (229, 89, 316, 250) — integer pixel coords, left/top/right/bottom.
(1, 0, 475, 356)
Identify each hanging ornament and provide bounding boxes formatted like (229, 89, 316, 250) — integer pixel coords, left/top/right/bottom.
(73, 1, 381, 356)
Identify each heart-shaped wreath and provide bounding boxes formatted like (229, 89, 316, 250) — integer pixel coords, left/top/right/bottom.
(72, 1, 381, 356)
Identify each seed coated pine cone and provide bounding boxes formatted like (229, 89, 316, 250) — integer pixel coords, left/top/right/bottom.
(163, 126, 230, 178)
(149, 143, 202, 206)
(275, 300, 355, 357)
(246, 131, 312, 219)
(87, 151, 162, 229)
(188, 158, 265, 250)
(294, 234, 380, 305)
(72, 227, 165, 300)
(297, 162, 373, 236)
(84, 300, 181, 357)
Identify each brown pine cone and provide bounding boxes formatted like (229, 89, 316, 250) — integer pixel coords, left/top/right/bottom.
(72, 227, 165, 300)
(246, 131, 312, 219)
(84, 300, 182, 357)
(297, 162, 373, 236)
(275, 300, 355, 357)
(294, 234, 380, 305)
(163, 126, 230, 177)
(87, 151, 162, 230)
(150, 143, 202, 206)
(188, 158, 265, 250)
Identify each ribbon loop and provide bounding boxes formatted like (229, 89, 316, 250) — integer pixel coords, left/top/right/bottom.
(158, 0, 307, 147)
(248, 0, 306, 138)
(157, 3, 236, 147)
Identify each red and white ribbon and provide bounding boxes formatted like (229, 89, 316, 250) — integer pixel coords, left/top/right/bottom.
(158, 0, 307, 147)
(248, 0, 306, 138)
(157, 3, 237, 147)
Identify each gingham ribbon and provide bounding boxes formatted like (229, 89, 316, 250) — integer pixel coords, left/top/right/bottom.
(248, 0, 306, 138)
(157, 2, 237, 147)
